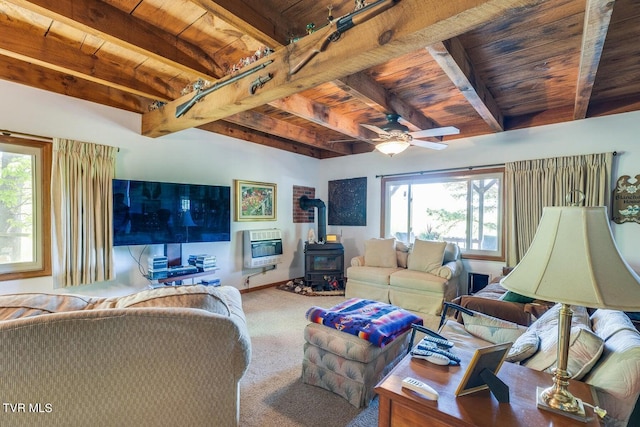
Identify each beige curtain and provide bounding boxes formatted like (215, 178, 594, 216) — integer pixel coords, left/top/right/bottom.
(505, 152, 613, 266)
(51, 138, 118, 287)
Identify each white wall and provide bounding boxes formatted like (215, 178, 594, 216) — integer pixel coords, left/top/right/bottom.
(0, 80, 320, 295)
(317, 111, 640, 281)
(1, 78, 639, 296)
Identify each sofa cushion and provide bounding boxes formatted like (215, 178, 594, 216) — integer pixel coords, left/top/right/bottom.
(389, 269, 447, 292)
(364, 238, 397, 268)
(347, 266, 402, 286)
(407, 239, 446, 273)
(461, 311, 527, 344)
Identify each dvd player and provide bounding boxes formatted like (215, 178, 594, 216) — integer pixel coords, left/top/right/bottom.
(167, 265, 198, 277)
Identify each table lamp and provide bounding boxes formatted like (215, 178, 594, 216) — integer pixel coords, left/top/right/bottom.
(501, 206, 640, 420)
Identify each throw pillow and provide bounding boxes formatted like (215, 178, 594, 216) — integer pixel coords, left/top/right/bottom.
(443, 242, 460, 263)
(461, 311, 527, 344)
(501, 291, 536, 304)
(523, 326, 604, 380)
(520, 303, 602, 380)
(506, 330, 540, 363)
(407, 239, 446, 273)
(364, 238, 397, 268)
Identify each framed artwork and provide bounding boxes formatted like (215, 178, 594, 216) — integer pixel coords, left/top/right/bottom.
(455, 342, 512, 398)
(234, 180, 277, 221)
(328, 177, 367, 226)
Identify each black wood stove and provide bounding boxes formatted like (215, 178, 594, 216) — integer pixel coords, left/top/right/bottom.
(304, 242, 345, 290)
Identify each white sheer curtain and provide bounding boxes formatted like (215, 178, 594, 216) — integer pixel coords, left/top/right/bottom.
(505, 152, 613, 265)
(51, 138, 118, 287)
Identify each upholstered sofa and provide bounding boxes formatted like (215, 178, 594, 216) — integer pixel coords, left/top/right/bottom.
(453, 280, 553, 326)
(0, 285, 251, 427)
(441, 304, 640, 426)
(346, 238, 463, 319)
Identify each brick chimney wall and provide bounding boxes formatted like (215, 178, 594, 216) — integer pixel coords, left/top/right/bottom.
(293, 185, 315, 223)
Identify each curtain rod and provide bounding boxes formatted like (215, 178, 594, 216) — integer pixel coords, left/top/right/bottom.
(375, 151, 618, 179)
(376, 162, 505, 179)
(1, 129, 53, 142)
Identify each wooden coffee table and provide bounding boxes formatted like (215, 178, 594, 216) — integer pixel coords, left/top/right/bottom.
(375, 346, 600, 427)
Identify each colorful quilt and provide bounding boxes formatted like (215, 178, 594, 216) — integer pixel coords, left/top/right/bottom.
(306, 298, 423, 347)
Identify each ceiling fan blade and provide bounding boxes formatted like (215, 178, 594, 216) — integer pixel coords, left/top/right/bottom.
(361, 123, 389, 136)
(410, 126, 460, 138)
(411, 139, 448, 150)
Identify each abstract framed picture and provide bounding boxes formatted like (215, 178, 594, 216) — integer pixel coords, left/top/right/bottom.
(234, 180, 277, 221)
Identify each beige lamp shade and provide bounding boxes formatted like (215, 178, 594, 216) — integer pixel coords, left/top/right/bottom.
(501, 206, 640, 311)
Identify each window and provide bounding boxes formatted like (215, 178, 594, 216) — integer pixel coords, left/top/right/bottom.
(382, 168, 504, 260)
(0, 135, 51, 280)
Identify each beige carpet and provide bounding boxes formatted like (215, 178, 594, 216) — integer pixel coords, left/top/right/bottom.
(239, 288, 379, 427)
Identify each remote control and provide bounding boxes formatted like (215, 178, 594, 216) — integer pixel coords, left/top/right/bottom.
(401, 377, 439, 400)
(411, 348, 451, 365)
(421, 335, 454, 349)
(417, 342, 461, 365)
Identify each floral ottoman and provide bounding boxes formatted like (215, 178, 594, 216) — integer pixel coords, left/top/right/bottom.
(302, 298, 422, 407)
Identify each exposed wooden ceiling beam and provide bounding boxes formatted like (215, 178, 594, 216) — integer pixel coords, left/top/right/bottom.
(198, 121, 327, 159)
(427, 38, 504, 132)
(225, 109, 354, 155)
(269, 94, 372, 142)
(335, 71, 444, 137)
(0, 20, 172, 101)
(187, 0, 282, 47)
(143, 0, 539, 138)
(574, 0, 615, 120)
(0, 54, 149, 112)
(7, 0, 224, 79)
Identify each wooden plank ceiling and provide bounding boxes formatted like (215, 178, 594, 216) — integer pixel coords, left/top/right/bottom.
(1, 0, 639, 158)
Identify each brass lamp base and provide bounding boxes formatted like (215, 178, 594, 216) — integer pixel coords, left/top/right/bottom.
(536, 386, 589, 422)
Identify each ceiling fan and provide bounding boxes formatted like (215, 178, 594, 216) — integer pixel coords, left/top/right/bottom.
(361, 114, 460, 155)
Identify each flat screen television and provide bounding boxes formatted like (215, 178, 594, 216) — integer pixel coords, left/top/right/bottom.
(112, 179, 231, 246)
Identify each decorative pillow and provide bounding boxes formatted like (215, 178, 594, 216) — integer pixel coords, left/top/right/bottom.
(461, 311, 527, 344)
(443, 242, 460, 263)
(523, 326, 604, 380)
(520, 303, 602, 380)
(501, 291, 536, 304)
(395, 241, 410, 268)
(407, 239, 446, 273)
(396, 251, 409, 268)
(506, 330, 540, 363)
(364, 238, 397, 268)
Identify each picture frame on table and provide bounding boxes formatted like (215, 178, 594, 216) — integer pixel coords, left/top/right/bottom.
(234, 180, 277, 221)
(455, 342, 512, 399)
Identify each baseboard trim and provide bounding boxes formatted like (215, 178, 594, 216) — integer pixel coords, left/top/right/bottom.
(240, 278, 294, 294)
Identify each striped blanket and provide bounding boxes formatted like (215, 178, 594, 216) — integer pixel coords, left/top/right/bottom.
(306, 298, 423, 347)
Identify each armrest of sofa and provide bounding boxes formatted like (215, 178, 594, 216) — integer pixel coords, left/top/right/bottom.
(351, 255, 365, 267)
(429, 259, 462, 280)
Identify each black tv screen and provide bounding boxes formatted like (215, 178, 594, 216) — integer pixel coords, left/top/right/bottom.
(112, 179, 231, 246)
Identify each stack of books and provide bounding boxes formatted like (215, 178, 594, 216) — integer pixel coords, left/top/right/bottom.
(147, 255, 168, 279)
(188, 254, 217, 272)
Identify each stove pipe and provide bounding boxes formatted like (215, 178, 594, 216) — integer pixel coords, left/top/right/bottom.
(299, 195, 326, 242)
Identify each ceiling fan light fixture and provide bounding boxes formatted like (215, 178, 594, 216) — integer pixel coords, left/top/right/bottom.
(375, 140, 410, 156)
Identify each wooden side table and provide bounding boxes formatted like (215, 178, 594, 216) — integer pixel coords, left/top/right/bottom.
(375, 347, 600, 427)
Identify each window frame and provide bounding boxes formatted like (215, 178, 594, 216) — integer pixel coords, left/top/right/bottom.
(0, 135, 52, 281)
(381, 167, 505, 261)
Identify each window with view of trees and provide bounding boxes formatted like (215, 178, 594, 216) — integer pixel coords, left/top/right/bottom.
(0, 137, 51, 280)
(382, 168, 504, 259)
